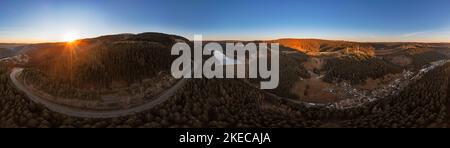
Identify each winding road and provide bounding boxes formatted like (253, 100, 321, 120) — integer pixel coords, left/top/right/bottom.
(10, 68, 187, 118)
(13, 59, 445, 118)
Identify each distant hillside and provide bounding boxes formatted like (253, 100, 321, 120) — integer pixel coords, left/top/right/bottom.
(268, 39, 375, 56)
(0, 43, 28, 58)
(0, 48, 14, 58)
(0, 43, 27, 49)
(267, 39, 450, 57)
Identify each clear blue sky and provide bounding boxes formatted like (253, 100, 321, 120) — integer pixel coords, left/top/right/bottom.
(1, 0, 450, 43)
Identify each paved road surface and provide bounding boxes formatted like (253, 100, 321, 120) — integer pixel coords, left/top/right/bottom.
(10, 68, 187, 118)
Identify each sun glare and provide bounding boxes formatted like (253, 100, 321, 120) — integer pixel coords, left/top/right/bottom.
(63, 32, 79, 43)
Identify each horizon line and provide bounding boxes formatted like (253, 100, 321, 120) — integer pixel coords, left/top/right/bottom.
(1, 32, 449, 44)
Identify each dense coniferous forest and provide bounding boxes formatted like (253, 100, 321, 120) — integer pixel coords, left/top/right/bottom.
(323, 55, 402, 84)
(20, 68, 100, 100)
(266, 52, 310, 98)
(411, 51, 448, 68)
(2, 60, 450, 128)
(340, 63, 450, 127)
(75, 41, 175, 86)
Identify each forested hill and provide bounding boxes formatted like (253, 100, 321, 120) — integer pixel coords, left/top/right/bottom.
(268, 39, 375, 54)
(22, 32, 190, 87)
(267, 39, 450, 56)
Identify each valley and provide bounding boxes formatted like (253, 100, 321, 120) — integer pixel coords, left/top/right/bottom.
(1, 32, 450, 128)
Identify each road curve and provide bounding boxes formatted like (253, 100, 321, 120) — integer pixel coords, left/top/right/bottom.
(10, 68, 187, 118)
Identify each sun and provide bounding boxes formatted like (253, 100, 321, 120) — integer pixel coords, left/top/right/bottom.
(63, 32, 79, 43)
